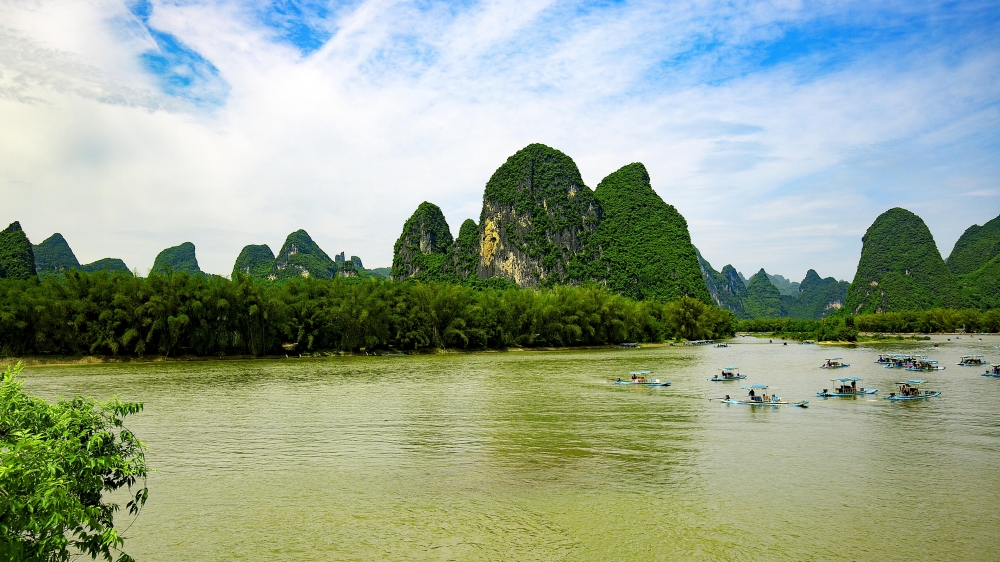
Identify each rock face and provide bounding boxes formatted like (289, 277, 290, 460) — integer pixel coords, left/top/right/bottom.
(392, 144, 710, 301)
(578, 163, 710, 302)
(696, 250, 748, 317)
(477, 144, 600, 287)
(33, 233, 80, 276)
(80, 258, 131, 275)
(391, 202, 454, 281)
(0, 222, 37, 280)
(845, 208, 960, 313)
(274, 230, 337, 279)
(946, 214, 1000, 276)
(152, 242, 203, 275)
(233, 244, 277, 279)
(743, 269, 784, 318)
(783, 269, 849, 319)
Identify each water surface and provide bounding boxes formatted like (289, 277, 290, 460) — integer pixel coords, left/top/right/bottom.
(21, 336, 1000, 560)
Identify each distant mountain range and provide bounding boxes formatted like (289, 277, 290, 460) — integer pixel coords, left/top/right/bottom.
(2, 144, 996, 320)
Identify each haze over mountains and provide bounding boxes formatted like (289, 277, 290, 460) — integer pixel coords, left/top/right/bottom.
(2, 144, 996, 321)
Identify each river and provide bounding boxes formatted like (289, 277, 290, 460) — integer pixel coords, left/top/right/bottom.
(20, 335, 1000, 560)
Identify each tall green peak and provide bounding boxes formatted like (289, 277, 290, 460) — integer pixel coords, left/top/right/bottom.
(845, 207, 960, 313)
(33, 233, 80, 275)
(783, 269, 849, 319)
(450, 219, 480, 281)
(577, 163, 710, 302)
(392, 202, 455, 281)
(744, 268, 784, 318)
(80, 258, 132, 275)
(946, 214, 1000, 276)
(233, 244, 276, 280)
(275, 230, 337, 279)
(152, 242, 203, 275)
(479, 143, 599, 286)
(0, 221, 37, 280)
(696, 250, 747, 317)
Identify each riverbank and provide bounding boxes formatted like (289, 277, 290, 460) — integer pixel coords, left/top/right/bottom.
(1, 342, 683, 368)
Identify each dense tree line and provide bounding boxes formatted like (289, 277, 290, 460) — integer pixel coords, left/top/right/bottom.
(738, 308, 1000, 342)
(0, 270, 736, 358)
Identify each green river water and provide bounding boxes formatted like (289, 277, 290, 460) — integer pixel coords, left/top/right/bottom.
(20, 335, 1000, 560)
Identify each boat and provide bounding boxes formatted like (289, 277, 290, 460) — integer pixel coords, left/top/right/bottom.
(983, 365, 1000, 378)
(882, 354, 924, 369)
(614, 370, 671, 386)
(720, 384, 808, 407)
(714, 343, 730, 348)
(618, 342, 640, 349)
(820, 357, 850, 369)
(884, 379, 941, 401)
(683, 339, 715, 347)
(906, 359, 945, 372)
(816, 377, 878, 397)
(801, 340, 817, 345)
(710, 366, 746, 381)
(957, 354, 989, 366)
(874, 354, 895, 364)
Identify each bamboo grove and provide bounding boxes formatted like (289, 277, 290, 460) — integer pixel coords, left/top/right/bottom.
(0, 270, 737, 358)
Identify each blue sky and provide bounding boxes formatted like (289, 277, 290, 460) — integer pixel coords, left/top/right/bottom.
(1, 0, 998, 279)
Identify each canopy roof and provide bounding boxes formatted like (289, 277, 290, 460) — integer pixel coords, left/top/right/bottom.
(961, 354, 984, 358)
(826, 357, 843, 360)
(897, 379, 926, 385)
(723, 366, 739, 370)
(742, 384, 768, 389)
(629, 370, 651, 375)
(834, 377, 862, 382)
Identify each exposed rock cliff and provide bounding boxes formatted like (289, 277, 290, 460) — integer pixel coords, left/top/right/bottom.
(696, 250, 748, 317)
(477, 144, 599, 287)
(845, 208, 960, 313)
(275, 230, 338, 279)
(391, 202, 454, 281)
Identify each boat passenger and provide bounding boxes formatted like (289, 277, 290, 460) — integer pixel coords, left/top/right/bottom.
(616, 378, 621, 382)
(632, 374, 637, 382)
(749, 389, 755, 400)
(725, 395, 731, 400)
(851, 380, 857, 391)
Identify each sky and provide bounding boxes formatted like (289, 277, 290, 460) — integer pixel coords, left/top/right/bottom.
(1, 0, 998, 281)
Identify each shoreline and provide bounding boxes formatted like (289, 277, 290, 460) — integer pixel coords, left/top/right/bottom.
(1, 342, 681, 368)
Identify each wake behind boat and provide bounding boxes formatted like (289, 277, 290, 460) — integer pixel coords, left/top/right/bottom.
(720, 384, 808, 407)
(711, 366, 746, 381)
(817, 377, 878, 397)
(615, 370, 671, 386)
(820, 357, 850, 369)
(884, 379, 941, 401)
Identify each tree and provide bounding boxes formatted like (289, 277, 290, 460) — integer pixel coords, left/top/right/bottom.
(1, 363, 148, 561)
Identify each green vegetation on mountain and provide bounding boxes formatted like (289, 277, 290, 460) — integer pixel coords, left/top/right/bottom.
(152, 242, 203, 275)
(479, 144, 599, 286)
(1, 362, 148, 562)
(696, 249, 748, 317)
(845, 208, 960, 313)
(391, 202, 455, 282)
(450, 219, 480, 281)
(0, 222, 36, 280)
(574, 163, 711, 303)
(233, 244, 276, 279)
(766, 273, 800, 296)
(744, 269, 784, 318)
(80, 258, 131, 275)
(32, 233, 80, 277)
(958, 254, 1000, 309)
(274, 230, 337, 280)
(782, 269, 849, 319)
(0, 271, 735, 357)
(946, 214, 1000, 276)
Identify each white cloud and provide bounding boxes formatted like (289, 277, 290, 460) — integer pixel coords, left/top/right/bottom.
(0, 0, 997, 281)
